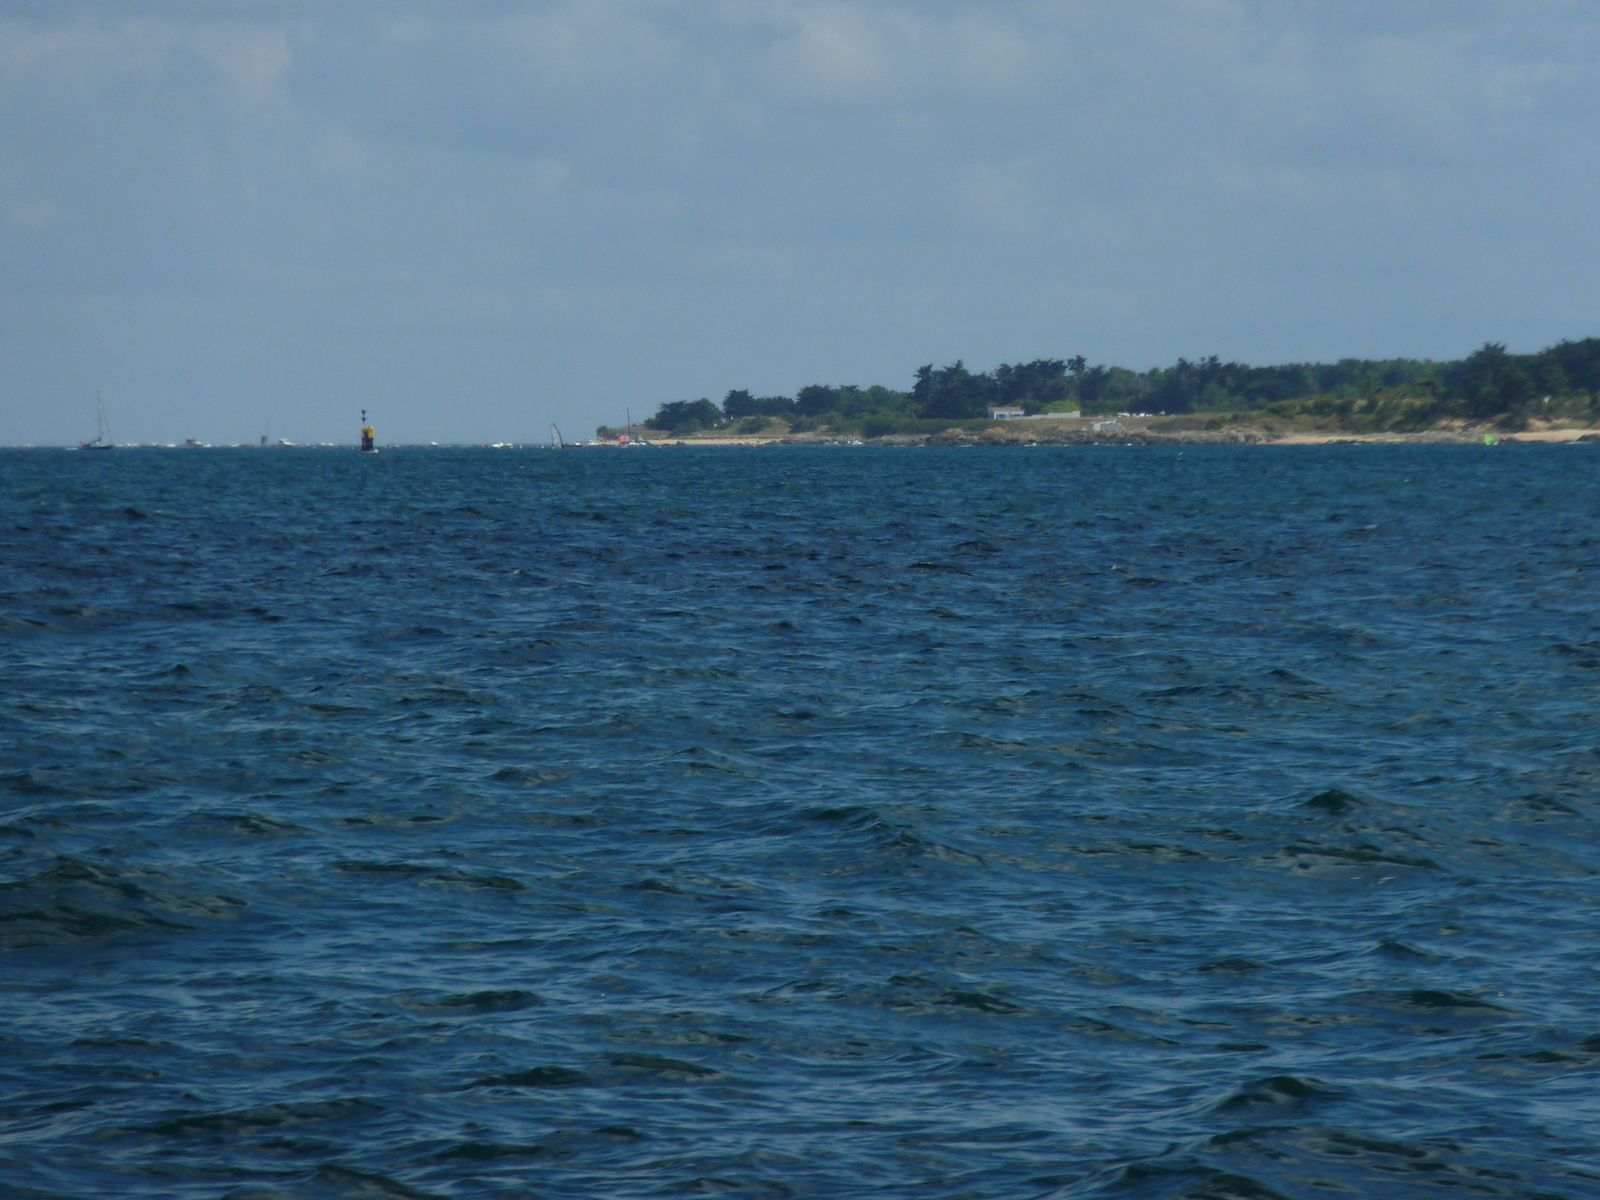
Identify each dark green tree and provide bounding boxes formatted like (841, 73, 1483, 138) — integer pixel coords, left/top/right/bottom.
(793, 385, 839, 417)
(994, 359, 1071, 412)
(1444, 344, 1535, 419)
(645, 398, 726, 434)
(1544, 338, 1600, 393)
(911, 361, 998, 419)
(723, 389, 795, 418)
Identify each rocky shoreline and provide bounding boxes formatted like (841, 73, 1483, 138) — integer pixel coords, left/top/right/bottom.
(663, 418, 1600, 448)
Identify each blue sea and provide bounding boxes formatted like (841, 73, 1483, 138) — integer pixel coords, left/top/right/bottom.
(3, 443, 1600, 1200)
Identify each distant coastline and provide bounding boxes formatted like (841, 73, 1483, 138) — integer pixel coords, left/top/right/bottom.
(28, 417, 1598, 451)
(604, 337, 1600, 446)
(608, 414, 1600, 448)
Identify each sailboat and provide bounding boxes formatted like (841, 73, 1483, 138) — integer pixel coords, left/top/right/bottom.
(80, 392, 114, 450)
(620, 408, 651, 447)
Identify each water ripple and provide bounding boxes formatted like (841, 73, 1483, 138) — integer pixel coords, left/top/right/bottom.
(2, 444, 1599, 1198)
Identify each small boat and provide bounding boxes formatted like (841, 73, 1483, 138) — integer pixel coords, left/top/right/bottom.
(620, 408, 652, 446)
(79, 392, 114, 450)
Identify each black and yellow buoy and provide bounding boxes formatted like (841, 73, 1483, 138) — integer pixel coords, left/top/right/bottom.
(360, 409, 377, 453)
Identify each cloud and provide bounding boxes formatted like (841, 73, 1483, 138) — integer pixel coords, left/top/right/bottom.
(2, 1, 1599, 441)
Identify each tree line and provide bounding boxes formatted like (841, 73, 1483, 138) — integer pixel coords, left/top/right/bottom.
(621, 339, 1600, 436)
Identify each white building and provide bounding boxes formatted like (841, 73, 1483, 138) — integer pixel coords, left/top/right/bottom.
(988, 406, 1025, 420)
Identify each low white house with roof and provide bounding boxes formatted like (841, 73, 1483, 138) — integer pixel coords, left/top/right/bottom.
(987, 405, 1025, 420)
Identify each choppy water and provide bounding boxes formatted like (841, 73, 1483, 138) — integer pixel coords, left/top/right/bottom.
(3, 443, 1600, 1200)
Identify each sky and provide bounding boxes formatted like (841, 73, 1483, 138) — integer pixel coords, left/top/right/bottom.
(3, 0, 1599, 445)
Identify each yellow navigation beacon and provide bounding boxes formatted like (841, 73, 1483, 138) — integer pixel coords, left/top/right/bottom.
(360, 410, 377, 453)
